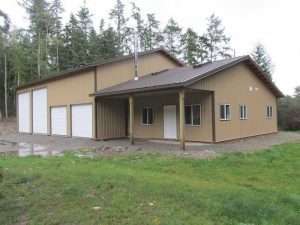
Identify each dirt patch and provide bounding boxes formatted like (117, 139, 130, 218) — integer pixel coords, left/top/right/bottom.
(0, 118, 17, 136)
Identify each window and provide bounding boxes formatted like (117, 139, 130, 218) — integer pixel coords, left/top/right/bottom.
(142, 107, 153, 125)
(185, 105, 192, 124)
(192, 105, 201, 125)
(185, 104, 201, 125)
(240, 105, 247, 120)
(267, 105, 273, 118)
(220, 104, 230, 120)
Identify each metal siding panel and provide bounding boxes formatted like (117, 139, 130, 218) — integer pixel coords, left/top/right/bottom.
(96, 99, 126, 139)
(191, 64, 278, 142)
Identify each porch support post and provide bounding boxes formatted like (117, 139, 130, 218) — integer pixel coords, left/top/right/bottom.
(129, 95, 134, 145)
(179, 89, 185, 150)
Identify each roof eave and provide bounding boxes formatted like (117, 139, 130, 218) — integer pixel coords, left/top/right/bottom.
(91, 83, 184, 98)
(245, 58, 284, 98)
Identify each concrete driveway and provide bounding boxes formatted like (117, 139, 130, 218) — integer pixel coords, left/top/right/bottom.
(1, 119, 300, 158)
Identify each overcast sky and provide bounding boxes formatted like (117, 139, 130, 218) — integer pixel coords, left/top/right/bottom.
(1, 0, 299, 95)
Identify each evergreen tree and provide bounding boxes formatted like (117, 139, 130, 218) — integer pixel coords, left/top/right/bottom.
(99, 19, 105, 33)
(131, 2, 145, 51)
(0, 9, 10, 117)
(20, 0, 51, 77)
(0, 10, 10, 33)
(295, 86, 300, 97)
(2, 29, 33, 116)
(8, 30, 32, 85)
(76, 4, 93, 60)
(205, 14, 232, 61)
(88, 28, 101, 61)
(60, 14, 85, 69)
(181, 28, 200, 65)
(251, 43, 273, 79)
(49, 0, 64, 71)
(143, 13, 163, 50)
(61, 4, 93, 69)
(278, 87, 300, 130)
(198, 35, 209, 63)
(163, 18, 182, 56)
(77, 3, 93, 35)
(98, 26, 119, 59)
(109, 0, 129, 54)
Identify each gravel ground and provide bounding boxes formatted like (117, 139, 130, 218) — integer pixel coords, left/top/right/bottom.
(0, 118, 17, 136)
(0, 118, 300, 159)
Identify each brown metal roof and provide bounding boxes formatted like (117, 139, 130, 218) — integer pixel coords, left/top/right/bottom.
(92, 55, 284, 98)
(17, 48, 184, 90)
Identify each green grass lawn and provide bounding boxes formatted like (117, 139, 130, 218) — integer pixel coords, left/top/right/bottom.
(1, 144, 300, 225)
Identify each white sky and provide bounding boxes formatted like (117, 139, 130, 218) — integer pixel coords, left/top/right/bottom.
(1, 0, 300, 95)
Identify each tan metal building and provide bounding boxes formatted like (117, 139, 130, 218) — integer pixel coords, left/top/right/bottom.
(16, 48, 283, 149)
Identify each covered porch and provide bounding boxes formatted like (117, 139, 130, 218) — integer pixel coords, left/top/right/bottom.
(95, 88, 215, 150)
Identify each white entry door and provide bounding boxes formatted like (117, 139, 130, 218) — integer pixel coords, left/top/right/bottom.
(164, 105, 177, 139)
(33, 88, 48, 134)
(51, 106, 67, 136)
(71, 104, 93, 138)
(18, 92, 31, 133)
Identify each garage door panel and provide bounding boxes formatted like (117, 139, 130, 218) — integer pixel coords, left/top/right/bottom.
(33, 88, 48, 134)
(51, 107, 67, 136)
(18, 92, 31, 133)
(71, 104, 92, 138)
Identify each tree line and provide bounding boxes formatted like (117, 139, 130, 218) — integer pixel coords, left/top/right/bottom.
(278, 87, 300, 130)
(0, 0, 273, 118)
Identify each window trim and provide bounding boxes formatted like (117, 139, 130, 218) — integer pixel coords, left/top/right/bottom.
(141, 106, 153, 125)
(266, 105, 273, 119)
(220, 104, 231, 121)
(185, 104, 201, 126)
(240, 104, 248, 120)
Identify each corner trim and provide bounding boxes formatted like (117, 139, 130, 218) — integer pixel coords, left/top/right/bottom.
(211, 92, 216, 142)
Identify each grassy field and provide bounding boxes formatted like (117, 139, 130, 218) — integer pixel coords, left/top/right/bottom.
(0, 144, 300, 225)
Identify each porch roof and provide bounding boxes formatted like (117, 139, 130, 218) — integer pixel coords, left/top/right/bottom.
(92, 55, 283, 98)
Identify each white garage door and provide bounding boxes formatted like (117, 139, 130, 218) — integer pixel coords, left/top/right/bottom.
(51, 106, 67, 136)
(71, 104, 92, 138)
(33, 88, 48, 134)
(18, 92, 31, 133)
